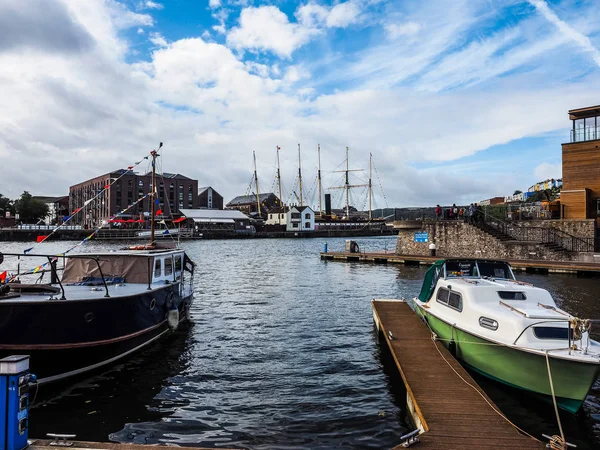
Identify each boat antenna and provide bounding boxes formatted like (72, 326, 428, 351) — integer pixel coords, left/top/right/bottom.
(298, 143, 303, 206)
(276, 146, 283, 223)
(150, 142, 163, 247)
(317, 144, 323, 218)
(253, 151, 262, 217)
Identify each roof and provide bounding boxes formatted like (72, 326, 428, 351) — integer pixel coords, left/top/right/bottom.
(569, 105, 600, 119)
(290, 205, 313, 213)
(227, 192, 277, 206)
(198, 186, 222, 196)
(143, 172, 191, 180)
(179, 208, 249, 220)
(32, 195, 69, 203)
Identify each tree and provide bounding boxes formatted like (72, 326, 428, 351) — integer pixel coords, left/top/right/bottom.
(14, 191, 49, 223)
(0, 194, 14, 217)
(513, 190, 523, 195)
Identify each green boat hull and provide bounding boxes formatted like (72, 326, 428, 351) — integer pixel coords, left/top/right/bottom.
(416, 306, 600, 413)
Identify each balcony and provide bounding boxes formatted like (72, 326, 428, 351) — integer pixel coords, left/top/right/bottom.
(570, 126, 600, 143)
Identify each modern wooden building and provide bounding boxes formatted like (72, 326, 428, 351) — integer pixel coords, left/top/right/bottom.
(561, 105, 600, 219)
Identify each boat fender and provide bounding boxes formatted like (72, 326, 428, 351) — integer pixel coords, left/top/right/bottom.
(167, 307, 179, 330)
(166, 291, 174, 308)
(448, 340, 456, 357)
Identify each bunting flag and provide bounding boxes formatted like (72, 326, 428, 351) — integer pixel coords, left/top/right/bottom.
(156, 209, 163, 215)
(83, 199, 94, 206)
(127, 165, 134, 170)
(36, 235, 48, 243)
(173, 217, 186, 223)
(104, 184, 111, 189)
(0, 271, 6, 283)
(158, 220, 166, 225)
(23, 248, 33, 254)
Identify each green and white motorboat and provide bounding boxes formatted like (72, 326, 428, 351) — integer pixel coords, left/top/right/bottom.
(413, 259, 600, 414)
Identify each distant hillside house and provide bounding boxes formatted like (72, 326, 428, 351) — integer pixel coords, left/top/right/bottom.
(32, 195, 69, 225)
(287, 205, 315, 232)
(265, 207, 289, 226)
(198, 186, 223, 210)
(226, 192, 281, 215)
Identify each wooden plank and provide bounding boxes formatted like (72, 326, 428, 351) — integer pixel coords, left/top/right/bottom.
(373, 300, 544, 449)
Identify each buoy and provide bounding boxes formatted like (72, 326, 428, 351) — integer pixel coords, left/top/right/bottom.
(167, 308, 179, 330)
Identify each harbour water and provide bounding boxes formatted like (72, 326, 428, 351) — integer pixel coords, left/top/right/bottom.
(1, 237, 599, 449)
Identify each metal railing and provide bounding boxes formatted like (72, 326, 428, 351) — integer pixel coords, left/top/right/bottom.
(571, 126, 600, 143)
(480, 212, 594, 253)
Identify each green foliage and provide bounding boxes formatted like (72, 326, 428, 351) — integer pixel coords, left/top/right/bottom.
(513, 190, 523, 195)
(0, 194, 14, 216)
(14, 191, 49, 223)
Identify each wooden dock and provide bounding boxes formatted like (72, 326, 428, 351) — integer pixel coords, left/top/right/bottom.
(29, 439, 236, 450)
(372, 299, 544, 450)
(322, 251, 600, 275)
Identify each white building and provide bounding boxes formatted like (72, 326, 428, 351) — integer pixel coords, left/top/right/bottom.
(286, 206, 315, 232)
(265, 207, 288, 226)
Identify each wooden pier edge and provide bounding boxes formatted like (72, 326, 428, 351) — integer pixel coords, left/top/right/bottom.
(323, 251, 600, 275)
(371, 299, 544, 449)
(29, 439, 237, 450)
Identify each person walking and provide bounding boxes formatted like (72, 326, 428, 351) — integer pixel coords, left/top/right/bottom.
(435, 204, 442, 220)
(452, 203, 458, 220)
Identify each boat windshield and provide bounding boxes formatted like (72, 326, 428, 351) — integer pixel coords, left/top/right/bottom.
(445, 260, 514, 280)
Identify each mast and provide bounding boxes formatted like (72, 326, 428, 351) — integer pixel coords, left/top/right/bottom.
(345, 146, 350, 219)
(317, 144, 323, 217)
(368, 152, 373, 221)
(298, 143, 303, 206)
(329, 146, 366, 220)
(150, 142, 163, 247)
(253, 151, 262, 217)
(276, 146, 283, 224)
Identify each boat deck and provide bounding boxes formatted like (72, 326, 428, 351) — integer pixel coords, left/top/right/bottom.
(372, 299, 544, 449)
(322, 251, 600, 274)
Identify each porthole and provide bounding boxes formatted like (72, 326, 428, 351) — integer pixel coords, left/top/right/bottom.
(149, 298, 156, 310)
(479, 316, 498, 331)
(84, 312, 94, 323)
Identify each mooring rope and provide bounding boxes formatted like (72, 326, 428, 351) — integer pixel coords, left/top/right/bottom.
(545, 351, 567, 449)
(417, 316, 542, 443)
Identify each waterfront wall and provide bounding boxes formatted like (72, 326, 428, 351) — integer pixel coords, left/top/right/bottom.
(517, 219, 595, 238)
(395, 221, 582, 261)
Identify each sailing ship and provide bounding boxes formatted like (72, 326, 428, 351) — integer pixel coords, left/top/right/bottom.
(413, 259, 600, 413)
(0, 145, 196, 383)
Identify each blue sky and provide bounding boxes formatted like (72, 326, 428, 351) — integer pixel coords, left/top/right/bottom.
(0, 0, 599, 208)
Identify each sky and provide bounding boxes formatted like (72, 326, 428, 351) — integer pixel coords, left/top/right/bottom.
(0, 0, 599, 210)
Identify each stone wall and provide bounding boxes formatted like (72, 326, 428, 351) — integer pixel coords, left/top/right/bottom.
(517, 219, 595, 238)
(395, 221, 581, 261)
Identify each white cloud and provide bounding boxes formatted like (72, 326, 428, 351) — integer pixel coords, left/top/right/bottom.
(144, 1, 163, 10)
(385, 22, 420, 39)
(528, 0, 600, 67)
(534, 162, 562, 181)
(326, 1, 361, 28)
(296, 2, 328, 28)
(227, 6, 320, 58)
(149, 32, 168, 47)
(209, 0, 221, 8)
(137, 27, 144, 34)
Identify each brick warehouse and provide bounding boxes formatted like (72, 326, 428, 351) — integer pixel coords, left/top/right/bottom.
(69, 170, 198, 228)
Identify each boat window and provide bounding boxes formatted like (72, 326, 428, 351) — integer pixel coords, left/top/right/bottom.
(479, 317, 498, 331)
(448, 292, 462, 310)
(498, 291, 527, 300)
(445, 261, 478, 277)
(436, 288, 463, 312)
(436, 287, 450, 303)
(478, 261, 513, 279)
(165, 257, 173, 276)
(174, 255, 182, 273)
(533, 327, 571, 340)
(154, 259, 162, 278)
